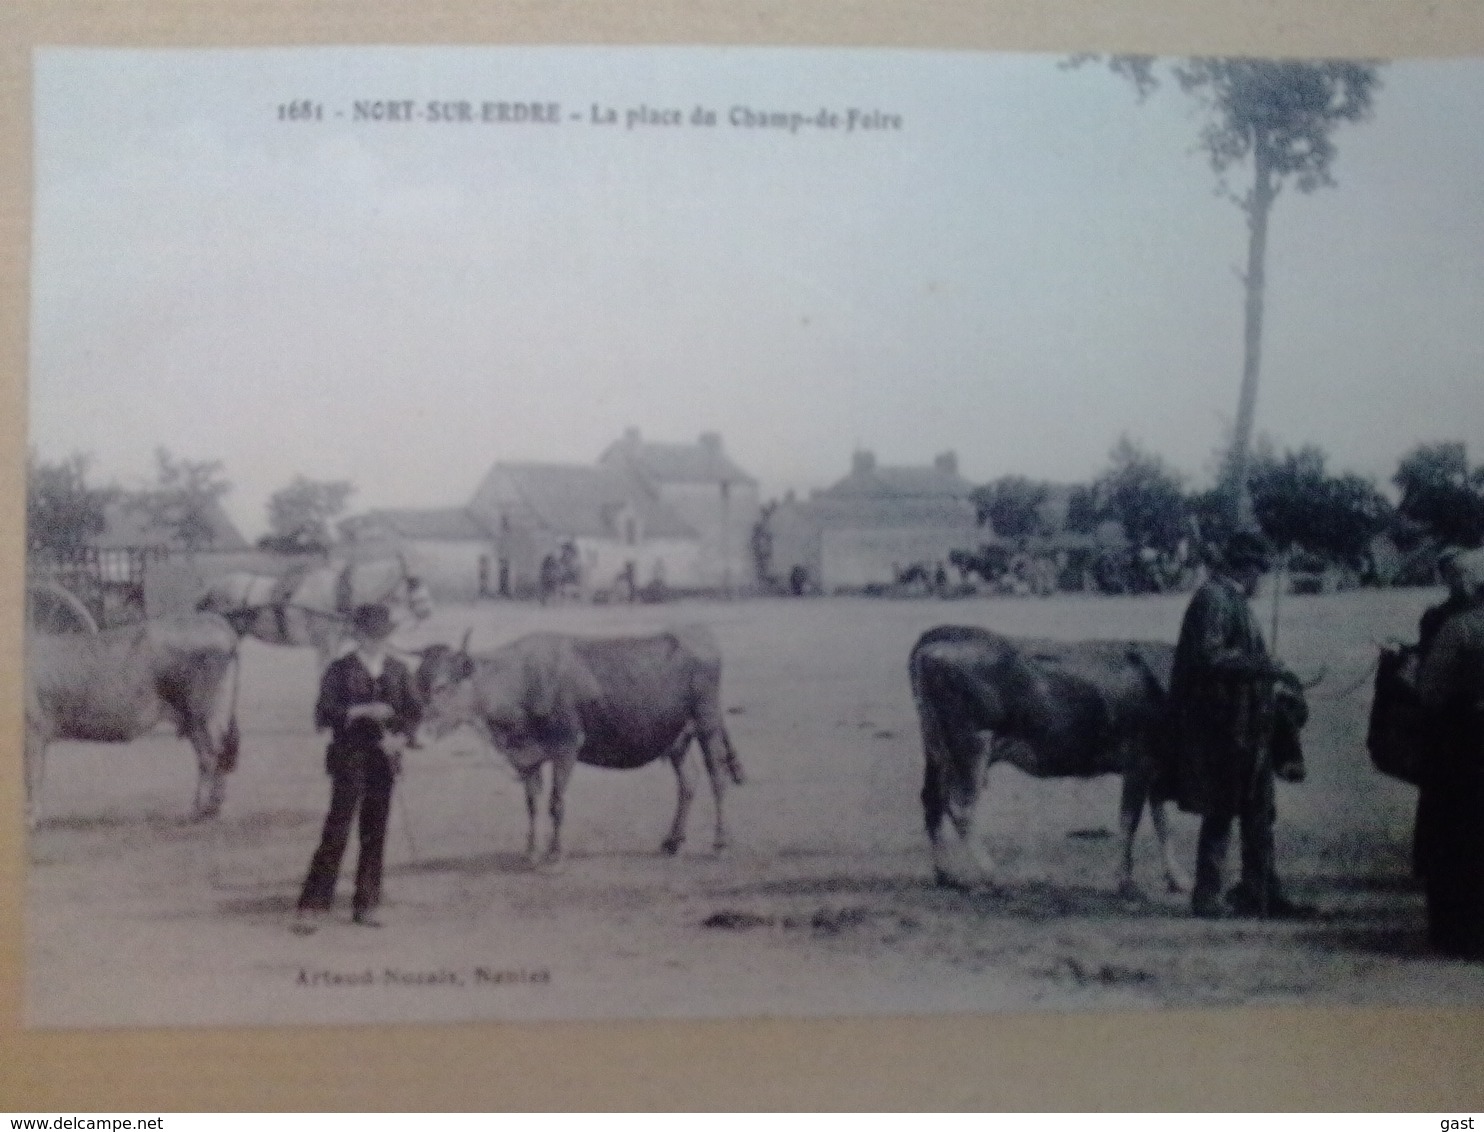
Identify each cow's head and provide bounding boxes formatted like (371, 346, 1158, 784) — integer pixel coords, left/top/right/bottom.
(414, 636, 478, 741)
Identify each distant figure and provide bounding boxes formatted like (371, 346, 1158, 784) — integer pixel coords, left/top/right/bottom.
(538, 554, 561, 606)
(1414, 549, 1484, 959)
(789, 565, 810, 596)
(1169, 530, 1307, 919)
(293, 604, 421, 933)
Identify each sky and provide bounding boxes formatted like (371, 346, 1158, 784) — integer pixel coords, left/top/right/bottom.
(29, 47, 1484, 540)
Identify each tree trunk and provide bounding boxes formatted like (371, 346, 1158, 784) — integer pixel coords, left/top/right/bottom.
(1228, 143, 1276, 531)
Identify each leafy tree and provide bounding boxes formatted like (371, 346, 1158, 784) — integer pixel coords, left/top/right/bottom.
(261, 474, 355, 553)
(27, 451, 117, 553)
(1248, 443, 1391, 565)
(971, 475, 1050, 539)
(1092, 436, 1188, 551)
(1077, 56, 1382, 525)
(131, 447, 232, 552)
(1063, 484, 1101, 535)
(1392, 441, 1484, 547)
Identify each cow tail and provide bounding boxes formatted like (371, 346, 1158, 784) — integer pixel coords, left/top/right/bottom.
(720, 724, 745, 786)
(909, 643, 947, 837)
(219, 645, 242, 775)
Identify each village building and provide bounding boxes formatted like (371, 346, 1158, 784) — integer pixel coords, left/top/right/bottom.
(467, 461, 700, 599)
(766, 450, 981, 592)
(598, 428, 761, 593)
(338, 507, 495, 602)
(31, 494, 252, 627)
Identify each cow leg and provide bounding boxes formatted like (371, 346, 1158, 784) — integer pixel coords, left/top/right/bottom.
(1149, 801, 1189, 894)
(929, 737, 992, 891)
(1117, 765, 1188, 897)
(520, 766, 542, 864)
(542, 750, 578, 868)
(1116, 771, 1148, 898)
(660, 734, 695, 855)
(695, 729, 732, 853)
(185, 723, 225, 821)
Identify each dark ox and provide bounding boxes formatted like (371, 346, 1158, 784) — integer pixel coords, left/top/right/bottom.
(415, 626, 745, 865)
(25, 613, 242, 830)
(908, 625, 1308, 894)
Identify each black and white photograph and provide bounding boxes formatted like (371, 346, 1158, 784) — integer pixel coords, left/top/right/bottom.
(23, 43, 1484, 1031)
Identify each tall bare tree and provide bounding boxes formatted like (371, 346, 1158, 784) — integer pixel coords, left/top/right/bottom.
(1077, 56, 1382, 527)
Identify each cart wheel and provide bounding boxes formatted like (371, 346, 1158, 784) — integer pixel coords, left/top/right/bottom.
(27, 581, 99, 634)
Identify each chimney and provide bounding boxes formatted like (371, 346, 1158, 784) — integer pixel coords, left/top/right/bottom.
(852, 449, 876, 476)
(934, 451, 958, 477)
(698, 431, 722, 453)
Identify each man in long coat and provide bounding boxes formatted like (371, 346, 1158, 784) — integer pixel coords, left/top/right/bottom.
(1415, 549, 1484, 958)
(293, 603, 421, 932)
(1171, 530, 1304, 919)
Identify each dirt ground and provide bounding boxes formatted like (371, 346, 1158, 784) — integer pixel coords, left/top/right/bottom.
(25, 588, 1484, 1028)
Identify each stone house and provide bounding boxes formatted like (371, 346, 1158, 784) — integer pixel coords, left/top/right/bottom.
(467, 462, 699, 598)
(598, 429, 761, 593)
(765, 450, 981, 592)
(338, 507, 495, 602)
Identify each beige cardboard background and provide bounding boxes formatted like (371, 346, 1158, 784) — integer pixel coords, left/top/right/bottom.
(3, 1, 1483, 1111)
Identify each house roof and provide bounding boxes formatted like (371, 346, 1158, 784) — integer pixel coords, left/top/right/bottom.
(342, 508, 492, 542)
(785, 495, 980, 531)
(90, 496, 249, 551)
(820, 466, 974, 501)
(599, 429, 757, 485)
(478, 463, 696, 540)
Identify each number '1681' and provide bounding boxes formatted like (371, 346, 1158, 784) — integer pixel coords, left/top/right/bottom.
(278, 100, 323, 121)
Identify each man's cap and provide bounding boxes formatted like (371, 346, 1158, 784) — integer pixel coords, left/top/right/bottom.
(350, 603, 395, 640)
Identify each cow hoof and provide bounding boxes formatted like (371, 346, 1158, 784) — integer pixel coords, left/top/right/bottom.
(1117, 879, 1145, 901)
(660, 837, 683, 855)
(711, 839, 727, 854)
(1165, 874, 1189, 895)
(535, 856, 567, 876)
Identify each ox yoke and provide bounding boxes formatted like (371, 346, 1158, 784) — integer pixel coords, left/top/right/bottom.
(469, 627, 728, 772)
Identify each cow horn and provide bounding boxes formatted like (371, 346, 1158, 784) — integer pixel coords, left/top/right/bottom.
(459, 628, 473, 654)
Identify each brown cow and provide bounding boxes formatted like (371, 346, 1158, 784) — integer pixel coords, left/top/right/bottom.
(909, 624, 1307, 895)
(415, 626, 745, 865)
(25, 612, 242, 830)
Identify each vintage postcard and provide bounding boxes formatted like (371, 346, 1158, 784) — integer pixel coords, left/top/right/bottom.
(23, 42, 1484, 1034)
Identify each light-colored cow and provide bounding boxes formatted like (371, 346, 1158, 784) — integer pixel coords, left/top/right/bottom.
(25, 612, 242, 829)
(415, 626, 745, 865)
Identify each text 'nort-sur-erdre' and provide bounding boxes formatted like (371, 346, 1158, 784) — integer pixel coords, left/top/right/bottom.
(277, 100, 903, 134)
